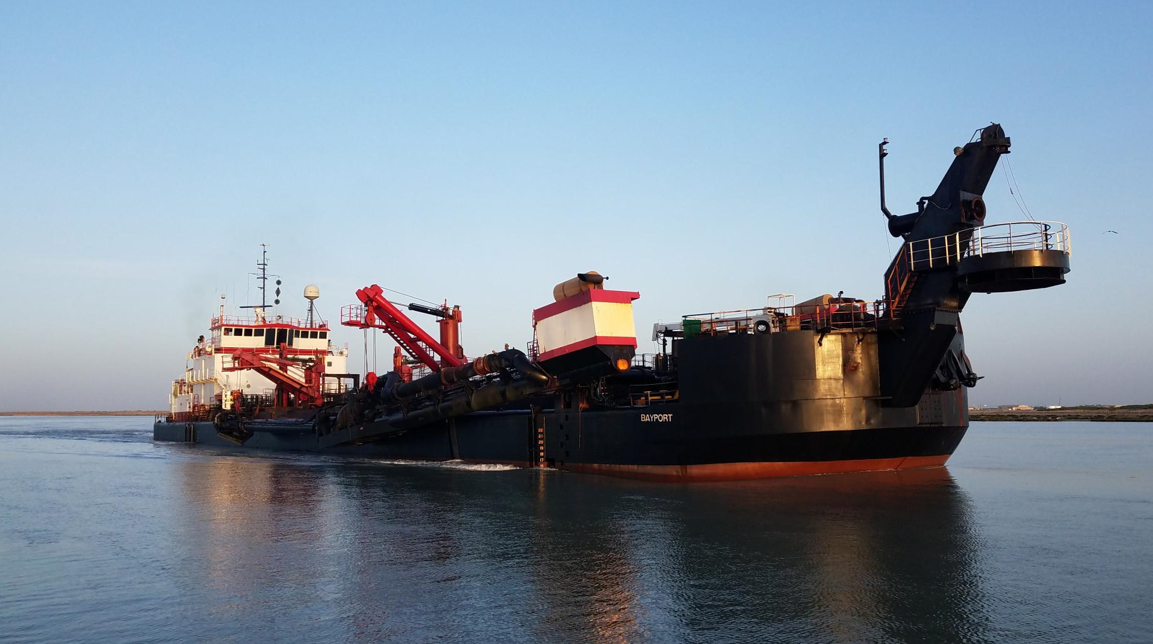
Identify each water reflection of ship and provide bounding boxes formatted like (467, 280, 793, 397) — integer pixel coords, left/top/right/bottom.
(173, 457, 329, 595)
(174, 462, 987, 642)
(518, 467, 989, 643)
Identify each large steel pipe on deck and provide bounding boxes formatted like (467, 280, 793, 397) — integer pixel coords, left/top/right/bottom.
(388, 349, 547, 401)
(322, 351, 549, 445)
(385, 376, 547, 430)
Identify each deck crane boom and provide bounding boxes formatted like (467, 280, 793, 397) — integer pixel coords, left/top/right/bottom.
(341, 284, 465, 372)
(224, 348, 325, 408)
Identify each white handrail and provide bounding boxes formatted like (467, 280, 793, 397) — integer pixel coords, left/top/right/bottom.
(908, 221, 1070, 271)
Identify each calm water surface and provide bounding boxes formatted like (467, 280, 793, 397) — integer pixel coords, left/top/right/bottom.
(0, 417, 1150, 643)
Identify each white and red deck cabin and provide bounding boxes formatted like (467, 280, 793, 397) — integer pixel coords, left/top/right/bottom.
(169, 300, 349, 419)
(531, 272, 640, 376)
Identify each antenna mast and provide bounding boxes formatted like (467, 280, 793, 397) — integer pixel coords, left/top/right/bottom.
(257, 243, 269, 309)
(241, 244, 281, 312)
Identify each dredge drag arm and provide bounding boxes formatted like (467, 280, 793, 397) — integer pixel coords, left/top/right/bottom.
(224, 349, 325, 408)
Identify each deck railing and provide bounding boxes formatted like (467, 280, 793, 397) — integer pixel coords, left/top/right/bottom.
(163, 405, 217, 423)
(907, 221, 1071, 271)
(211, 314, 329, 329)
(681, 300, 888, 336)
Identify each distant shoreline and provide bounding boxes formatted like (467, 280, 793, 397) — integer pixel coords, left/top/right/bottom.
(0, 411, 163, 417)
(971, 409, 1153, 422)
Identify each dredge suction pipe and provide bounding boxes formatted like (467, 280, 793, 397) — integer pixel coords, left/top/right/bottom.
(385, 349, 548, 402)
(384, 375, 545, 430)
(382, 349, 549, 430)
(321, 349, 550, 446)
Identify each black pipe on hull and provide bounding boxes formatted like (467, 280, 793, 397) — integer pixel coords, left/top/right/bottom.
(316, 350, 551, 445)
(385, 377, 546, 430)
(388, 349, 547, 402)
(317, 375, 548, 446)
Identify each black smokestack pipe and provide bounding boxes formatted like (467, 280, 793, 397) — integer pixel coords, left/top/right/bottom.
(880, 136, 922, 238)
(880, 138, 892, 221)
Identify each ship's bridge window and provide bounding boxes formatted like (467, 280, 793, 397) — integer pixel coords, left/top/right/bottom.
(310, 331, 318, 339)
(264, 328, 275, 346)
(223, 328, 233, 336)
(243, 328, 253, 337)
(319, 331, 327, 340)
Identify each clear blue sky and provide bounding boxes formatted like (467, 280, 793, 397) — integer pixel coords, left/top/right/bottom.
(1, 1, 1150, 410)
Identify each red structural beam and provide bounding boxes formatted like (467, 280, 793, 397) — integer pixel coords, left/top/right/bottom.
(343, 284, 465, 371)
(224, 348, 325, 407)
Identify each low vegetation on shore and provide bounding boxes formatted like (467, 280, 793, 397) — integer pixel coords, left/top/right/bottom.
(0, 411, 163, 417)
(971, 405, 1153, 422)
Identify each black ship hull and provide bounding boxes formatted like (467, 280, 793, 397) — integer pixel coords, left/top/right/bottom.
(156, 328, 972, 482)
(154, 391, 968, 482)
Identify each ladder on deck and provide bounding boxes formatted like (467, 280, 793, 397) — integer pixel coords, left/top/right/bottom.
(885, 243, 917, 319)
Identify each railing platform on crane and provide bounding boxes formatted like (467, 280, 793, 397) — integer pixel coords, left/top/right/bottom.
(341, 285, 465, 372)
(884, 221, 1071, 317)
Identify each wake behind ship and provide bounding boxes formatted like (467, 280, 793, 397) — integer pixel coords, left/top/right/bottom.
(155, 124, 1072, 481)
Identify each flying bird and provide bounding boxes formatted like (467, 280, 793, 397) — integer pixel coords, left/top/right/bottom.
(1102, 230, 1119, 235)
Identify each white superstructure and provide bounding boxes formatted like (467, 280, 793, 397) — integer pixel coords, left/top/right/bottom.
(169, 290, 348, 419)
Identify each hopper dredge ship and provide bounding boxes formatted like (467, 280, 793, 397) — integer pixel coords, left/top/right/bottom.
(155, 124, 1072, 481)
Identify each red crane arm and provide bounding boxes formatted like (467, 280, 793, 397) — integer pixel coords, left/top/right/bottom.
(343, 284, 465, 371)
(224, 349, 325, 407)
